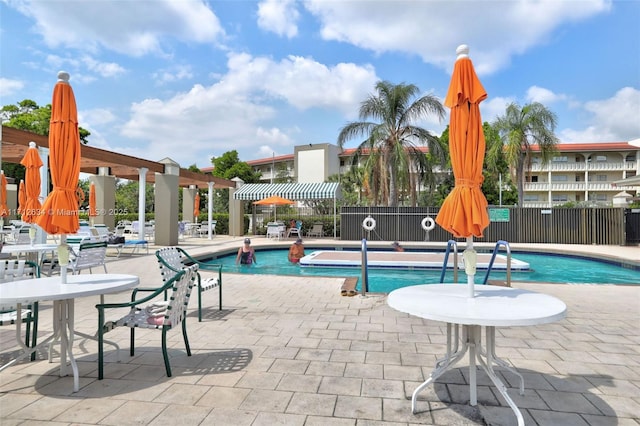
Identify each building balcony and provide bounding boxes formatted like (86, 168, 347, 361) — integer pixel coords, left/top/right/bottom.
(524, 182, 621, 191)
(530, 162, 636, 172)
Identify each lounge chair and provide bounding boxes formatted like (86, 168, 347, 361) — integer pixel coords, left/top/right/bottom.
(306, 223, 323, 238)
(96, 264, 198, 380)
(156, 247, 222, 322)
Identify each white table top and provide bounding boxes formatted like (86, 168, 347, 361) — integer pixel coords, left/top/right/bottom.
(2, 244, 59, 253)
(0, 274, 139, 305)
(387, 284, 567, 327)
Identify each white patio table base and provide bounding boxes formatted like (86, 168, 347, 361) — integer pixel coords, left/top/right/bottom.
(0, 274, 139, 392)
(388, 284, 567, 426)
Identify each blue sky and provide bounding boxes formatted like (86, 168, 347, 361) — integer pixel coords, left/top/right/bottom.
(1, 0, 639, 169)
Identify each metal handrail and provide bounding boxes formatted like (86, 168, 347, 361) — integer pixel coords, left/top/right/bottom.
(483, 240, 512, 286)
(360, 238, 369, 295)
(440, 240, 459, 283)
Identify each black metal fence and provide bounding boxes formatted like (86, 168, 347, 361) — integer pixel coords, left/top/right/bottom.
(340, 207, 640, 246)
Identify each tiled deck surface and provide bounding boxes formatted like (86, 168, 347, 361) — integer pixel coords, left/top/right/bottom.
(0, 236, 638, 425)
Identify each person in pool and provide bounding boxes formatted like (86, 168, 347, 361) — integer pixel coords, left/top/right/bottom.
(236, 238, 257, 265)
(391, 241, 405, 252)
(288, 238, 305, 263)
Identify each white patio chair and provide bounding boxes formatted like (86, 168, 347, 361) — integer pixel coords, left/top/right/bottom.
(306, 223, 323, 238)
(67, 241, 108, 275)
(0, 260, 40, 365)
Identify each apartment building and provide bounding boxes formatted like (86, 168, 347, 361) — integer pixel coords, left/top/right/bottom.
(525, 142, 638, 207)
(237, 141, 639, 207)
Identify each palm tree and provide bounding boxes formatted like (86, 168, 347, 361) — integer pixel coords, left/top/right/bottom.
(337, 81, 446, 207)
(491, 102, 559, 206)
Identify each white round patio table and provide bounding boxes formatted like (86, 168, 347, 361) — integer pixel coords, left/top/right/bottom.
(0, 273, 139, 392)
(387, 284, 567, 426)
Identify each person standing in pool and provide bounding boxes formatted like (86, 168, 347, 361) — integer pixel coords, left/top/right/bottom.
(288, 238, 305, 263)
(236, 238, 257, 265)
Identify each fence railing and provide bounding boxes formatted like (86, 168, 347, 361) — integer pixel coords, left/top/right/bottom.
(340, 207, 638, 245)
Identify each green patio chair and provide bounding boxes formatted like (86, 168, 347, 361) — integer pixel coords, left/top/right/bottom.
(96, 264, 198, 380)
(155, 247, 222, 322)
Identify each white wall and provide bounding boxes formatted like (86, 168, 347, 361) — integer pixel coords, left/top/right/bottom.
(297, 149, 326, 183)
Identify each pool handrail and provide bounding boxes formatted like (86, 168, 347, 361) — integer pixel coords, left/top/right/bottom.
(361, 238, 369, 295)
(483, 240, 512, 286)
(440, 240, 459, 283)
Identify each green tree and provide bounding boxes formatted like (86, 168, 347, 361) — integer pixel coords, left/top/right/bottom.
(481, 122, 517, 206)
(337, 81, 446, 207)
(115, 180, 154, 213)
(491, 102, 559, 205)
(1, 100, 91, 181)
(210, 151, 262, 213)
(1, 99, 91, 143)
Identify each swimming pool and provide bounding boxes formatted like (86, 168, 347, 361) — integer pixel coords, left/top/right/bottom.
(206, 249, 640, 293)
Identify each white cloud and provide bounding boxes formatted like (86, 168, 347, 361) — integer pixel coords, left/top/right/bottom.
(224, 53, 378, 116)
(20, 0, 225, 56)
(152, 65, 194, 85)
(561, 87, 640, 142)
(304, 0, 610, 75)
(117, 52, 378, 165)
(0, 78, 25, 97)
(526, 86, 568, 104)
(81, 56, 126, 78)
(257, 0, 299, 38)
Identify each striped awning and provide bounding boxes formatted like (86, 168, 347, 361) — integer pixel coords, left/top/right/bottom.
(233, 182, 341, 201)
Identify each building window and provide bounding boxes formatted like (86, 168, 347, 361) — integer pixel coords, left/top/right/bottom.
(552, 156, 568, 162)
(588, 194, 607, 201)
(552, 194, 568, 202)
(551, 175, 568, 182)
(524, 194, 539, 201)
(595, 155, 607, 162)
(596, 175, 607, 181)
(625, 154, 636, 162)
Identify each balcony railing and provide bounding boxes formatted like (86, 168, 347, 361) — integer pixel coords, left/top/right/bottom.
(530, 162, 636, 172)
(524, 182, 623, 191)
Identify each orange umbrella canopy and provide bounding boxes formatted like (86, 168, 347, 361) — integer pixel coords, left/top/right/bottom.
(435, 45, 489, 238)
(88, 182, 97, 217)
(36, 71, 81, 235)
(253, 195, 295, 205)
(0, 171, 9, 218)
(20, 142, 43, 223)
(193, 192, 201, 219)
(18, 180, 26, 216)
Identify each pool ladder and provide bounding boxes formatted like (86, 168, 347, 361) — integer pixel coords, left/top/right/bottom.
(440, 239, 513, 287)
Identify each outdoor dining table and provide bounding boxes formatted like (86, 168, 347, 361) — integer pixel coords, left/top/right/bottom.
(387, 284, 567, 426)
(0, 273, 139, 392)
(1, 243, 59, 265)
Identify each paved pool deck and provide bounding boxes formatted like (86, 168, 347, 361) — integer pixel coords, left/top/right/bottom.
(0, 236, 638, 425)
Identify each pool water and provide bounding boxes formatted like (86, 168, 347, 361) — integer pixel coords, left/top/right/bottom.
(207, 249, 640, 293)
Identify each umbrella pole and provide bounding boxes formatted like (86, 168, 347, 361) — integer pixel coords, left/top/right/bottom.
(58, 235, 70, 284)
(463, 236, 477, 298)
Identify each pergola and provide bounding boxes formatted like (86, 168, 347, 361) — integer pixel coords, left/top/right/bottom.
(1, 125, 235, 243)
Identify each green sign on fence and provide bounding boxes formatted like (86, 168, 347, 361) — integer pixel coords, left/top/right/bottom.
(489, 208, 510, 222)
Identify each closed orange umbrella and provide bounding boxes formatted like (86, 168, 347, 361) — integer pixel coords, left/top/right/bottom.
(194, 192, 200, 222)
(20, 141, 43, 224)
(89, 182, 97, 223)
(0, 171, 9, 219)
(435, 45, 489, 296)
(36, 71, 81, 236)
(18, 180, 26, 216)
